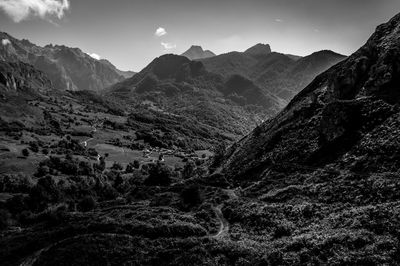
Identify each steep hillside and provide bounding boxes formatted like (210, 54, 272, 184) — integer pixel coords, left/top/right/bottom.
(0, 32, 132, 91)
(219, 14, 400, 183)
(181, 45, 216, 60)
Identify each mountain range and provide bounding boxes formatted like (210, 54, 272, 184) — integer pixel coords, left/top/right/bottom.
(0, 32, 134, 92)
(200, 45, 346, 102)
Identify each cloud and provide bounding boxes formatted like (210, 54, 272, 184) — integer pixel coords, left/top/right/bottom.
(161, 42, 176, 50)
(88, 53, 101, 60)
(155, 27, 167, 37)
(275, 18, 283, 23)
(0, 0, 70, 23)
(1, 39, 11, 46)
(314, 29, 320, 33)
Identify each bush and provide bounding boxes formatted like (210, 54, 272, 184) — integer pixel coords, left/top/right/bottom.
(181, 185, 202, 207)
(111, 162, 123, 171)
(0, 209, 11, 230)
(145, 163, 173, 186)
(182, 160, 196, 179)
(133, 160, 141, 169)
(29, 142, 39, 153)
(77, 196, 97, 212)
(125, 164, 134, 173)
(6, 195, 28, 214)
(29, 176, 61, 211)
(22, 148, 29, 157)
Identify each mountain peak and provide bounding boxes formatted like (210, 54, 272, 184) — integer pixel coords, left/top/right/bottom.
(181, 45, 216, 60)
(244, 43, 272, 55)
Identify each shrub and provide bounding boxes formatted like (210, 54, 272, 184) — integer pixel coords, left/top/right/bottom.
(125, 164, 134, 173)
(133, 160, 141, 169)
(100, 184, 119, 200)
(273, 223, 293, 239)
(6, 195, 28, 214)
(181, 185, 202, 206)
(77, 196, 97, 212)
(29, 176, 61, 211)
(182, 160, 196, 179)
(22, 148, 29, 157)
(0, 209, 11, 230)
(42, 148, 49, 155)
(145, 163, 173, 186)
(111, 162, 123, 171)
(29, 142, 39, 153)
(35, 165, 50, 177)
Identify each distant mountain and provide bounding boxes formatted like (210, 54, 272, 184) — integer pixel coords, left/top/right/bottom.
(108, 54, 282, 148)
(0, 31, 133, 91)
(244, 43, 271, 56)
(181, 45, 216, 60)
(201, 45, 345, 103)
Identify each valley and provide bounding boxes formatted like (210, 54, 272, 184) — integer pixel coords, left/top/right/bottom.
(0, 3, 400, 265)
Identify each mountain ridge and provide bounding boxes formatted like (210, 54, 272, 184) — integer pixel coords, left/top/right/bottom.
(0, 31, 134, 92)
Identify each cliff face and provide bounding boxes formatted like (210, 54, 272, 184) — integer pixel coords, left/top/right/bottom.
(0, 32, 131, 92)
(219, 13, 400, 184)
(0, 60, 53, 94)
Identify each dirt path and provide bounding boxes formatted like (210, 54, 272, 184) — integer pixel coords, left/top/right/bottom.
(212, 204, 229, 239)
(211, 189, 238, 239)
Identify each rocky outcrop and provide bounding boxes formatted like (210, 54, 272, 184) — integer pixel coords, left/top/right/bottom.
(0, 60, 52, 94)
(181, 45, 216, 60)
(244, 43, 272, 55)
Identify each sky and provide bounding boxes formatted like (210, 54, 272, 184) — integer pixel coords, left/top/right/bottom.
(0, 0, 400, 71)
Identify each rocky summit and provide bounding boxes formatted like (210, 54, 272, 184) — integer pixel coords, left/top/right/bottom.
(181, 45, 216, 60)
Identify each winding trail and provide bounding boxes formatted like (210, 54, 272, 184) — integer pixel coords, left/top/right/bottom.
(211, 189, 238, 239)
(212, 204, 229, 239)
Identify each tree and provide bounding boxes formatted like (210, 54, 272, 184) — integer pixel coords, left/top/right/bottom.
(77, 196, 97, 212)
(133, 160, 141, 169)
(22, 148, 29, 157)
(111, 162, 123, 171)
(0, 209, 11, 230)
(181, 185, 202, 206)
(29, 142, 39, 153)
(125, 164, 134, 173)
(145, 163, 172, 186)
(182, 160, 196, 179)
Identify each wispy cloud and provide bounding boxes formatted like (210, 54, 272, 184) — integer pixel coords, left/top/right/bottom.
(0, 0, 70, 23)
(1, 39, 11, 46)
(275, 18, 283, 23)
(155, 27, 167, 37)
(88, 53, 101, 60)
(161, 42, 176, 50)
